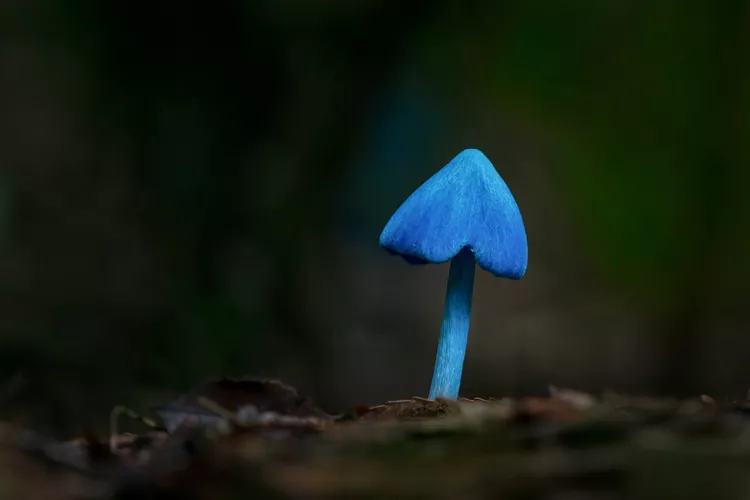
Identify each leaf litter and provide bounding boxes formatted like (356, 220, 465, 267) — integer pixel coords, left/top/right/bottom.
(3, 378, 750, 499)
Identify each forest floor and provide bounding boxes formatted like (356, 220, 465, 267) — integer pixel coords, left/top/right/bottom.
(1, 378, 749, 499)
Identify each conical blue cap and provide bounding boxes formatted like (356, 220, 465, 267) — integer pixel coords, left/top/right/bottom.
(379, 149, 528, 279)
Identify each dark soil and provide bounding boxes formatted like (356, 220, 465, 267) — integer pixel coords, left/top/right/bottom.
(1, 379, 749, 499)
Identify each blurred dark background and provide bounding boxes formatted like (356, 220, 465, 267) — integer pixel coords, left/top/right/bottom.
(1, 0, 749, 436)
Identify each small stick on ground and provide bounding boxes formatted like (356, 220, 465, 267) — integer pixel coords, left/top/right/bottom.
(109, 406, 161, 454)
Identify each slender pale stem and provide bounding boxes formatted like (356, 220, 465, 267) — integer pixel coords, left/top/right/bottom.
(428, 247, 476, 399)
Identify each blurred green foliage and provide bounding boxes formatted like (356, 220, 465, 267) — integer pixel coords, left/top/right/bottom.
(409, 0, 750, 309)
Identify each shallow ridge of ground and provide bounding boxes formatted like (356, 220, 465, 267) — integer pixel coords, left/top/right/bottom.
(1, 379, 749, 499)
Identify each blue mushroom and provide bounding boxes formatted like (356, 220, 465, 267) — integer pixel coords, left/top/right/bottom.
(379, 148, 528, 400)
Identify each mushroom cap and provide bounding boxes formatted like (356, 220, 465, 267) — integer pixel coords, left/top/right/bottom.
(379, 149, 528, 279)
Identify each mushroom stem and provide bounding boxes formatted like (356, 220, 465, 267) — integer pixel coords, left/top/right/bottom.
(428, 247, 476, 399)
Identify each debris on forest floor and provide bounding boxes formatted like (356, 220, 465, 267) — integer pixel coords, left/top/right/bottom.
(2, 378, 750, 499)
